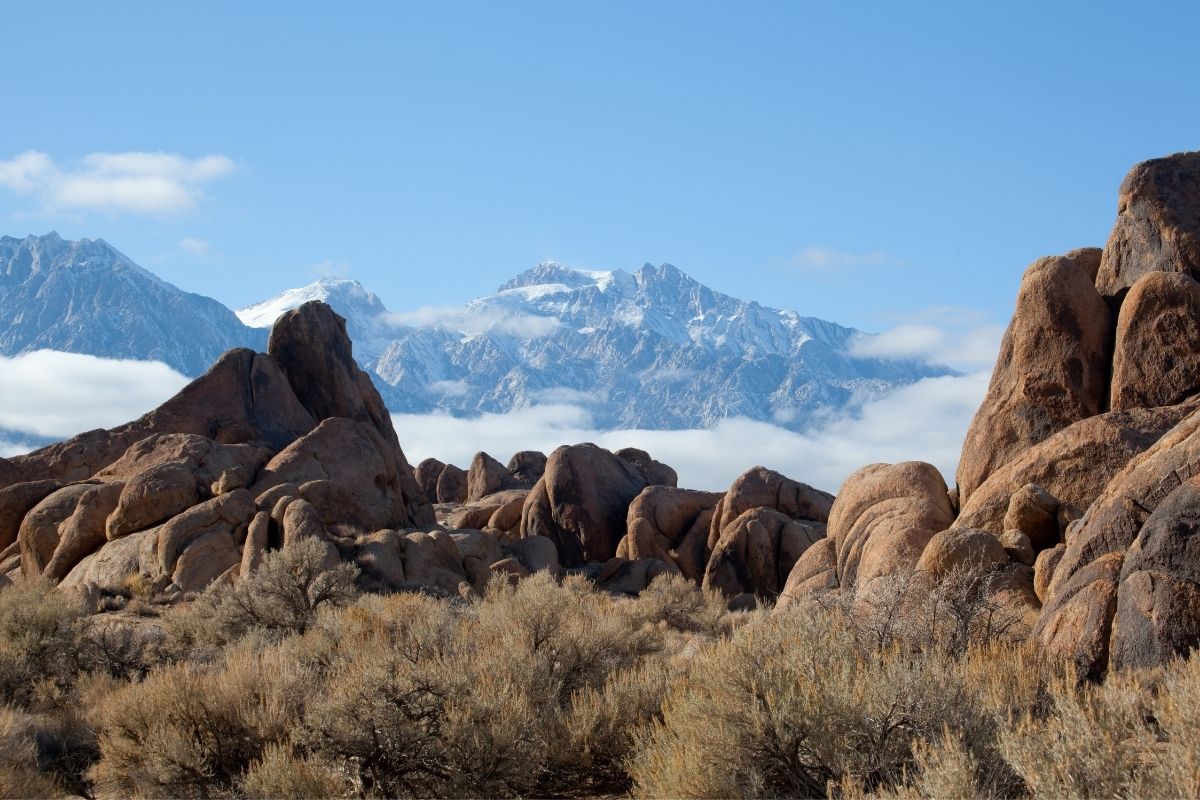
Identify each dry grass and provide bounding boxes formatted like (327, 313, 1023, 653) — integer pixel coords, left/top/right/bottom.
(4, 550, 1200, 798)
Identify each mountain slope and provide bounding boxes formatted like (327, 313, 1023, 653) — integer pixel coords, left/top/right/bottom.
(0, 233, 263, 375)
(245, 261, 952, 431)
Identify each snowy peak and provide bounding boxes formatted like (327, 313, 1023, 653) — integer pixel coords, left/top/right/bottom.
(236, 277, 388, 328)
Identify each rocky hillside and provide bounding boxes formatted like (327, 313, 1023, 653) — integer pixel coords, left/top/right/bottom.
(0, 233, 264, 375)
(3, 149, 1199, 684)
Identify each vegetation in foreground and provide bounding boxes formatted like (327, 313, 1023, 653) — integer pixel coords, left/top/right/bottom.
(1, 539, 1199, 799)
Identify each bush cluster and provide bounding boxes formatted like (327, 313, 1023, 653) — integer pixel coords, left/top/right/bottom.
(3, 547, 1200, 799)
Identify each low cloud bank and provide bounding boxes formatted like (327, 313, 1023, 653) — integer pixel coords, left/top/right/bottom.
(0, 351, 189, 442)
(393, 370, 989, 494)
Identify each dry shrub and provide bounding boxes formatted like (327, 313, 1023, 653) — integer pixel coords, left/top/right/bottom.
(0, 705, 64, 799)
(628, 607, 1051, 799)
(89, 643, 313, 799)
(626, 572, 729, 635)
(241, 743, 348, 799)
(0, 580, 84, 708)
(158, 537, 358, 660)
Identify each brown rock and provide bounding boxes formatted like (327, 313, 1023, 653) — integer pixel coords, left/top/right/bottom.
(598, 557, 675, 595)
(444, 489, 529, 531)
(956, 404, 1197, 536)
(1002, 484, 1060, 552)
(106, 463, 200, 540)
(506, 450, 547, 485)
(702, 507, 825, 597)
(999, 530, 1035, 566)
(173, 529, 239, 593)
(450, 530, 505, 567)
(44, 482, 124, 581)
(254, 417, 432, 530)
(1096, 151, 1200, 301)
(1034, 543, 1066, 604)
(241, 511, 270, 575)
(490, 557, 531, 582)
(467, 451, 509, 501)
(915, 528, 1010, 581)
(508, 534, 561, 576)
(829, 462, 955, 591)
(211, 465, 249, 495)
(19, 483, 96, 577)
(1034, 551, 1124, 681)
(61, 528, 156, 590)
(435, 464, 468, 504)
(617, 486, 722, 580)
(1110, 271, 1200, 411)
(156, 489, 255, 575)
(3, 350, 315, 488)
(255, 483, 300, 512)
(775, 537, 839, 612)
(0, 480, 62, 550)
(281, 499, 327, 546)
(956, 249, 1112, 506)
(614, 447, 678, 487)
(402, 531, 465, 593)
(355, 529, 406, 590)
(486, 493, 527, 535)
(519, 443, 648, 566)
(414, 457, 446, 502)
(709, 466, 833, 551)
(298, 480, 373, 536)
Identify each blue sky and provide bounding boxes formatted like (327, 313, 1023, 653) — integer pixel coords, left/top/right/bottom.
(1, 0, 1196, 332)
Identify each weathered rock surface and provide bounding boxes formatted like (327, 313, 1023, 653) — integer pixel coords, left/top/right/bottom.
(1002, 484, 1061, 552)
(1110, 271, 1200, 411)
(506, 451, 547, 486)
(435, 463, 468, 504)
(520, 444, 648, 566)
(915, 528, 1010, 581)
(956, 404, 1197, 536)
(0, 480, 61, 550)
(775, 537, 839, 611)
(19, 483, 98, 577)
(1095, 151, 1200, 301)
(614, 447, 678, 487)
(709, 466, 832, 549)
(414, 458, 446, 502)
(957, 249, 1112, 507)
(467, 452, 510, 502)
(43, 481, 124, 581)
(617, 486, 722, 581)
(702, 507, 825, 597)
(829, 461, 955, 592)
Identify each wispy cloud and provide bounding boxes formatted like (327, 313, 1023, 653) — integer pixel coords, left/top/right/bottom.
(393, 370, 988, 494)
(385, 305, 561, 338)
(178, 236, 211, 255)
(791, 246, 893, 271)
(0, 150, 235, 216)
(0, 350, 188, 438)
(849, 317, 1004, 371)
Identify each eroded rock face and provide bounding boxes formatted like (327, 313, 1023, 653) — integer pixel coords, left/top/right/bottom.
(702, 507, 824, 597)
(519, 444, 648, 566)
(617, 486, 722, 582)
(506, 451, 547, 486)
(776, 537, 839, 611)
(829, 461, 955, 592)
(414, 458, 446, 502)
(435, 464, 468, 504)
(1110, 271, 1200, 411)
(614, 448, 678, 488)
(1096, 151, 1200, 302)
(467, 452, 509, 502)
(957, 249, 1112, 506)
(0, 480, 62, 550)
(955, 404, 1196, 536)
(709, 466, 833, 546)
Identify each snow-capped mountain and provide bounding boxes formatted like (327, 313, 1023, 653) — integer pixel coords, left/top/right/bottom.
(244, 261, 952, 431)
(0, 233, 263, 375)
(236, 277, 392, 364)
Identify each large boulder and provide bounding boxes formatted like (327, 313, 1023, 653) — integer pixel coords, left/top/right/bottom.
(702, 507, 824, 597)
(519, 443, 648, 566)
(18, 483, 98, 577)
(155, 489, 255, 579)
(1095, 151, 1200, 302)
(253, 417, 432, 530)
(614, 448, 678, 487)
(414, 458, 446, 502)
(956, 403, 1197, 536)
(1035, 552, 1124, 681)
(506, 451, 547, 486)
(617, 486, 722, 582)
(43, 481, 124, 581)
(467, 452, 509, 501)
(956, 249, 1112, 506)
(436, 464, 468, 504)
(0, 480, 62, 550)
(1110, 271, 1200, 411)
(708, 466, 833, 549)
(829, 461, 956, 592)
(775, 537, 839, 611)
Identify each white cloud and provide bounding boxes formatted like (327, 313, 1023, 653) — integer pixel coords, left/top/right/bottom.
(430, 379, 471, 397)
(792, 246, 892, 271)
(385, 306, 561, 338)
(308, 259, 352, 279)
(850, 321, 1004, 371)
(0, 150, 235, 216)
(0, 351, 189, 439)
(0, 438, 31, 458)
(393, 370, 988, 494)
(178, 236, 211, 255)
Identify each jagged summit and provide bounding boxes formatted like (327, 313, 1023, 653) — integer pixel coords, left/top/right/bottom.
(0, 232, 262, 376)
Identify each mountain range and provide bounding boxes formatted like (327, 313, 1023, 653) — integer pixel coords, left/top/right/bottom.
(0, 232, 950, 433)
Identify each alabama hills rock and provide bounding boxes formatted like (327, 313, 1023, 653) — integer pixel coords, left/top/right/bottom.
(5, 149, 1200, 683)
